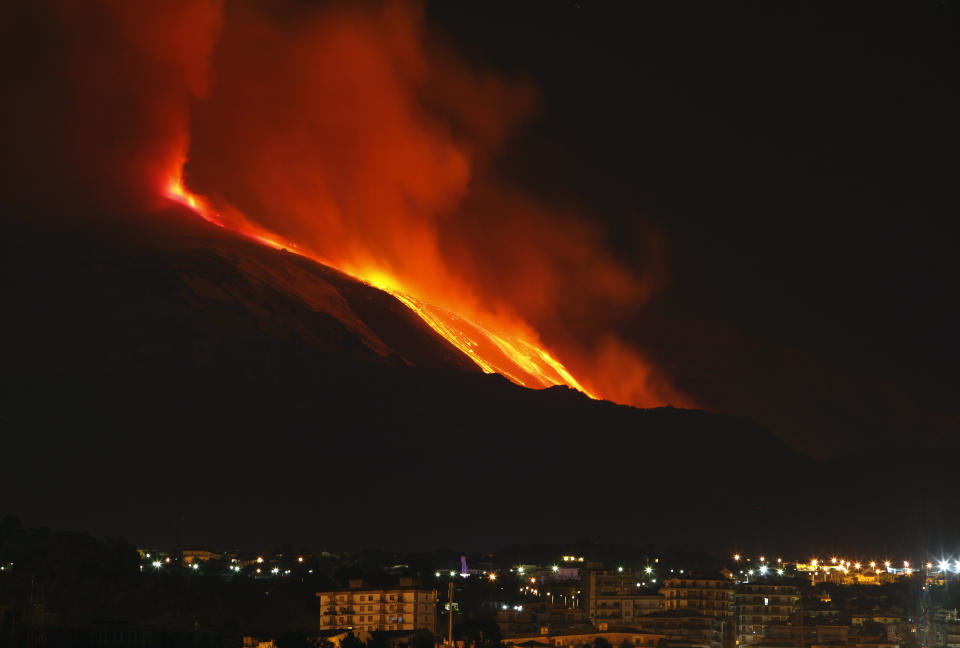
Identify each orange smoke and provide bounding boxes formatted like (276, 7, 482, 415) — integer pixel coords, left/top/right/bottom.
(4, 0, 689, 409)
(1, 0, 222, 213)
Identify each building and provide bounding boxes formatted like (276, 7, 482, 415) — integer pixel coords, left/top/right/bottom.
(660, 578, 734, 620)
(735, 583, 798, 644)
(760, 623, 851, 647)
(182, 548, 221, 563)
(505, 628, 666, 648)
(585, 569, 663, 625)
(932, 621, 960, 648)
(317, 578, 437, 632)
(634, 612, 726, 648)
(753, 623, 903, 648)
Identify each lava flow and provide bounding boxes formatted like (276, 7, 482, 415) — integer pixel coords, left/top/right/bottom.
(165, 175, 596, 396)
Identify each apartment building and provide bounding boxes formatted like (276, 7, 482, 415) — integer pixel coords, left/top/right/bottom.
(584, 569, 663, 624)
(660, 577, 735, 620)
(735, 583, 798, 644)
(634, 613, 725, 648)
(318, 579, 437, 632)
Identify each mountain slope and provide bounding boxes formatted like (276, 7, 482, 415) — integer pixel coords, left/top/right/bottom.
(3, 209, 957, 552)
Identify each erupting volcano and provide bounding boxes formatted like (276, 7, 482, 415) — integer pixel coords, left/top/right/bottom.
(4, 0, 686, 409)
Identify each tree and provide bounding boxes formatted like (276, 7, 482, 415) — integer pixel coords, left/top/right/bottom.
(342, 632, 367, 648)
(411, 628, 438, 648)
(594, 638, 613, 648)
(368, 631, 391, 648)
(455, 617, 502, 648)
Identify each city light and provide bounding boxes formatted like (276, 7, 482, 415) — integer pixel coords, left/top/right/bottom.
(152, 560, 162, 569)
(489, 573, 497, 581)
(552, 565, 559, 572)
(939, 560, 950, 572)
(777, 569, 784, 575)
(645, 566, 653, 574)
(618, 566, 623, 572)
(734, 554, 741, 561)
(759, 565, 768, 575)
(297, 556, 304, 563)
(256, 557, 264, 564)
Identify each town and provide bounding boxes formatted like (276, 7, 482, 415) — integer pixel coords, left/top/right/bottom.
(2, 520, 958, 648)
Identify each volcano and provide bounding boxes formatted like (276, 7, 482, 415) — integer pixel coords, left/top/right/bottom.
(4, 208, 958, 551)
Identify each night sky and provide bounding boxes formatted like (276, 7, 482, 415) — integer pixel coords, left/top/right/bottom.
(428, 1, 960, 457)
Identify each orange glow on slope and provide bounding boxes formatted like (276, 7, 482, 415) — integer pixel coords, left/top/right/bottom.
(383, 289, 594, 394)
(164, 175, 595, 395)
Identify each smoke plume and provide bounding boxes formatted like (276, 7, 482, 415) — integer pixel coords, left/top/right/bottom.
(2, 0, 689, 409)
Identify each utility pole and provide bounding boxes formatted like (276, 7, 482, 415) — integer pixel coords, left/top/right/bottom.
(447, 581, 454, 646)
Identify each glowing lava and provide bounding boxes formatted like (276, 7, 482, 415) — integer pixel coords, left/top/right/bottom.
(165, 176, 597, 397)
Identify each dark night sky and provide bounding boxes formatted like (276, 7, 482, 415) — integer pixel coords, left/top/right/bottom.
(427, 1, 960, 457)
